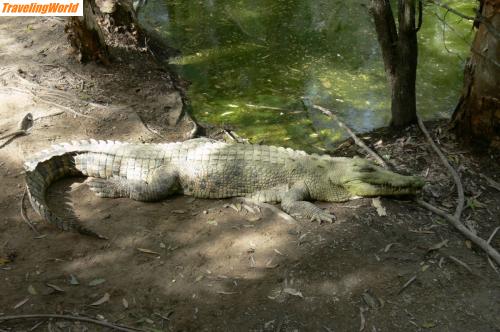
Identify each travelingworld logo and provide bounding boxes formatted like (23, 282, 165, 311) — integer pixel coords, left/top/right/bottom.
(1, 0, 82, 16)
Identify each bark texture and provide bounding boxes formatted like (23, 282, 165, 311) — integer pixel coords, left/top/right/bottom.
(451, 0, 500, 149)
(371, 0, 419, 127)
(65, 0, 109, 64)
(64, 0, 144, 64)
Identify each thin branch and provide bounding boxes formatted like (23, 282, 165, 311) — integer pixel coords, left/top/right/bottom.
(433, 10, 465, 61)
(448, 255, 473, 274)
(427, 0, 500, 40)
(0, 113, 33, 149)
(0, 87, 95, 119)
(303, 99, 389, 168)
(487, 227, 500, 244)
(416, 199, 500, 266)
(20, 189, 40, 235)
(0, 130, 27, 145)
(0, 314, 145, 332)
(417, 115, 464, 219)
(426, 0, 475, 21)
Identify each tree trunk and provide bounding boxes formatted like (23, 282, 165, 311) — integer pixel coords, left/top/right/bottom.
(65, 0, 109, 64)
(371, 0, 418, 128)
(451, 0, 500, 149)
(64, 0, 145, 64)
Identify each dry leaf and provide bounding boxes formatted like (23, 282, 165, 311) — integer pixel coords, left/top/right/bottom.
(122, 298, 129, 309)
(383, 243, 397, 253)
(69, 274, 80, 285)
(88, 278, 106, 286)
(207, 220, 218, 226)
(172, 210, 186, 214)
(46, 283, 65, 292)
(0, 257, 10, 266)
(137, 248, 161, 255)
(90, 293, 110, 306)
(265, 258, 279, 269)
(372, 198, 387, 216)
(273, 249, 284, 256)
(28, 285, 37, 295)
(283, 288, 303, 298)
(427, 239, 449, 253)
(359, 307, 366, 331)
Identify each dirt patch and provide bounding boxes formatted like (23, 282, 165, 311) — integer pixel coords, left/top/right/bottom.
(1, 17, 500, 332)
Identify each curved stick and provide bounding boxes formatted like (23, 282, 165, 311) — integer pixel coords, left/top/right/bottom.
(417, 115, 464, 219)
(417, 199, 500, 266)
(302, 99, 389, 169)
(0, 314, 145, 332)
(20, 189, 40, 235)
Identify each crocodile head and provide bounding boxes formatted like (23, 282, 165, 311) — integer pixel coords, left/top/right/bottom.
(339, 157, 424, 197)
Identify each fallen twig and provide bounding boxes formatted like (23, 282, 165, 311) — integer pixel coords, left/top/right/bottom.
(20, 189, 40, 235)
(417, 115, 464, 219)
(0, 131, 27, 149)
(448, 255, 473, 274)
(302, 98, 389, 168)
(416, 199, 500, 265)
(136, 112, 166, 139)
(0, 113, 33, 149)
(487, 227, 500, 245)
(398, 275, 417, 294)
(0, 87, 95, 119)
(0, 314, 145, 332)
(34, 111, 65, 121)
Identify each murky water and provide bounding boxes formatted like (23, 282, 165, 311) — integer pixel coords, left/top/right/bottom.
(139, 0, 474, 151)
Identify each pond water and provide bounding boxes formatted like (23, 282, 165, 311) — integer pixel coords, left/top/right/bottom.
(139, 0, 474, 151)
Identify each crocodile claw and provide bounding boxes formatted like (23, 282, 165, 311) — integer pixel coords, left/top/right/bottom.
(310, 209, 336, 223)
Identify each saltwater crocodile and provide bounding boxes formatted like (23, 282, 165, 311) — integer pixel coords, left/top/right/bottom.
(24, 138, 424, 237)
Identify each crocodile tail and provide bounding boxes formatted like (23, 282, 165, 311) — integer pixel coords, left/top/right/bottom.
(24, 140, 119, 238)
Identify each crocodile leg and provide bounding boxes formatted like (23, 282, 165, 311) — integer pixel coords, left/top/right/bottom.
(281, 182, 335, 223)
(87, 165, 180, 202)
(247, 184, 289, 203)
(86, 177, 132, 198)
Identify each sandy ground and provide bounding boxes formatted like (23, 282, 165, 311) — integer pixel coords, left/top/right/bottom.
(1, 17, 500, 332)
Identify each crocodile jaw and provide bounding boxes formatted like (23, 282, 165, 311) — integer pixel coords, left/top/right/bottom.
(341, 159, 425, 197)
(344, 176, 424, 197)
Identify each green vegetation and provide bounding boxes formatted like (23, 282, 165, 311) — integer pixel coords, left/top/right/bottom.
(140, 0, 474, 151)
